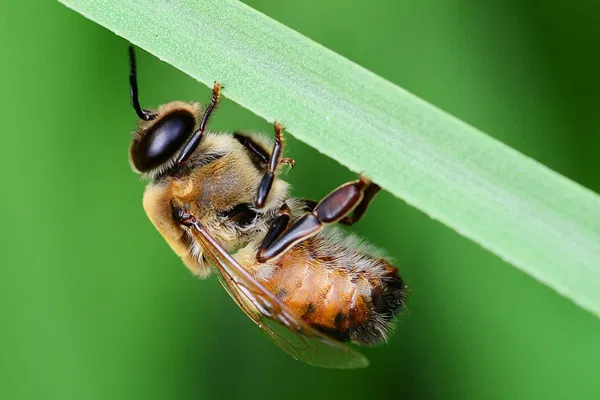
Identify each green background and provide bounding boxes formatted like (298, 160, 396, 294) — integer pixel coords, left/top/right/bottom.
(2, 0, 600, 399)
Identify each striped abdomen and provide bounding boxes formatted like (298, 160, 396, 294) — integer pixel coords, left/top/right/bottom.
(259, 235, 406, 345)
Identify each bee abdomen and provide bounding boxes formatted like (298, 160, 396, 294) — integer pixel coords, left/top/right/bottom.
(327, 260, 405, 345)
(269, 255, 406, 345)
(348, 261, 406, 345)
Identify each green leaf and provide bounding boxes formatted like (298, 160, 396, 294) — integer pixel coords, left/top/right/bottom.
(58, 0, 600, 316)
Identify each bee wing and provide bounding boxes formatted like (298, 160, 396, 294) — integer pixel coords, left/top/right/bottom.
(186, 219, 369, 369)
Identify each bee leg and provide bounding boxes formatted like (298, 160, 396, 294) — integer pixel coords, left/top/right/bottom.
(301, 199, 319, 212)
(256, 175, 375, 263)
(255, 122, 289, 209)
(300, 182, 380, 226)
(280, 158, 295, 167)
(258, 203, 292, 253)
(235, 131, 295, 180)
(339, 182, 380, 225)
(234, 133, 271, 166)
(172, 206, 195, 227)
(176, 81, 223, 165)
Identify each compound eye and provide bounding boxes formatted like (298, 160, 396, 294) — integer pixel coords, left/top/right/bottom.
(132, 110, 196, 172)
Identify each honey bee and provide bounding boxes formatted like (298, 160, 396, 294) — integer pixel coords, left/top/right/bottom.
(127, 47, 406, 368)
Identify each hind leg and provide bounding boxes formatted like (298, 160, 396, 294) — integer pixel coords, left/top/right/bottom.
(300, 182, 380, 226)
(257, 175, 379, 263)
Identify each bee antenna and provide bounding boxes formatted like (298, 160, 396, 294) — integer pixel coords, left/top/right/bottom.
(128, 46, 156, 121)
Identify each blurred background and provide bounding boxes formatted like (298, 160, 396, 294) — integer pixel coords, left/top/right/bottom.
(1, 0, 599, 399)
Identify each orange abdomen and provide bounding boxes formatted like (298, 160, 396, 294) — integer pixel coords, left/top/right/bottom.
(260, 241, 405, 344)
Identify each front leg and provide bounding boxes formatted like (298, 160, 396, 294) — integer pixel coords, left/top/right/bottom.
(256, 175, 377, 263)
(176, 81, 223, 165)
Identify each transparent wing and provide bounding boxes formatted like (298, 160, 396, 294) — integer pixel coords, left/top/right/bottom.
(186, 219, 369, 369)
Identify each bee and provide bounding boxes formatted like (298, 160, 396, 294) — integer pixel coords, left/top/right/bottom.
(127, 47, 406, 368)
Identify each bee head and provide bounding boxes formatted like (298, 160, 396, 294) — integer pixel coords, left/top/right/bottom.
(127, 46, 202, 175)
